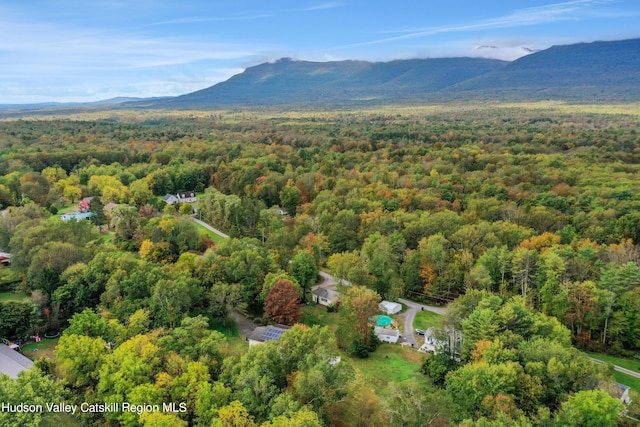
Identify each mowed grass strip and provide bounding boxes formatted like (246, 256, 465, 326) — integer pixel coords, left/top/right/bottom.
(611, 371, 640, 392)
(585, 352, 640, 374)
(199, 226, 227, 245)
(0, 290, 29, 302)
(413, 310, 443, 331)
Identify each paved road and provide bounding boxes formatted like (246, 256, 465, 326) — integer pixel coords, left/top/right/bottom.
(313, 271, 336, 290)
(191, 217, 230, 239)
(588, 357, 640, 379)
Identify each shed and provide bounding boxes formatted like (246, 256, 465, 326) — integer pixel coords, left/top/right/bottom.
(0, 344, 33, 379)
(379, 300, 402, 315)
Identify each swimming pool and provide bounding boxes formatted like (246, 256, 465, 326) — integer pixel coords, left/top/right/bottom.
(376, 315, 393, 327)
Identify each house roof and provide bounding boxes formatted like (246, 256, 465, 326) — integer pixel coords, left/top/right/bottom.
(248, 324, 291, 343)
(0, 344, 33, 379)
(162, 194, 178, 201)
(313, 287, 339, 300)
(380, 301, 402, 311)
(177, 191, 196, 198)
(374, 327, 400, 337)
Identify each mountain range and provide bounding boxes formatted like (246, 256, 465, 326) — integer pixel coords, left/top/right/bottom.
(143, 38, 640, 108)
(2, 38, 639, 112)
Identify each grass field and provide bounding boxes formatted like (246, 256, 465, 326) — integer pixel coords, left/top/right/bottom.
(347, 344, 427, 393)
(301, 304, 339, 332)
(611, 371, 640, 391)
(200, 227, 227, 245)
(301, 304, 427, 392)
(413, 310, 443, 331)
(209, 317, 240, 338)
(0, 290, 29, 302)
(585, 352, 640, 373)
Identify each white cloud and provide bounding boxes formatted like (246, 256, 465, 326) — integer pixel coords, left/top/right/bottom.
(336, 0, 615, 50)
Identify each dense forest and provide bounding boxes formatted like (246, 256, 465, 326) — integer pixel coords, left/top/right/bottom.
(1, 102, 640, 426)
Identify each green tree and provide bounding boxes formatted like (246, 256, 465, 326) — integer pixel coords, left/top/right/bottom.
(381, 379, 449, 427)
(279, 185, 301, 216)
(555, 390, 622, 427)
(289, 250, 317, 303)
(55, 334, 107, 388)
(209, 283, 247, 326)
(337, 285, 381, 355)
(0, 368, 67, 427)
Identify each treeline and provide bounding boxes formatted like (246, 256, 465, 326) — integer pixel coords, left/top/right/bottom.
(0, 105, 640, 425)
(1, 106, 639, 353)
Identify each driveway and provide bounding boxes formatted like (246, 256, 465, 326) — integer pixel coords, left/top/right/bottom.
(230, 311, 259, 340)
(397, 298, 447, 348)
(313, 271, 448, 349)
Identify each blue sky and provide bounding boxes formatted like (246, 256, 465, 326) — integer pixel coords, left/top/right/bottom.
(1, 0, 638, 103)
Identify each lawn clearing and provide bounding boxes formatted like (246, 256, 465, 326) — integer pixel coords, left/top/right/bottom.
(611, 371, 640, 392)
(413, 310, 443, 331)
(347, 344, 426, 393)
(22, 337, 60, 362)
(301, 304, 339, 332)
(209, 316, 241, 339)
(199, 226, 227, 245)
(0, 290, 29, 303)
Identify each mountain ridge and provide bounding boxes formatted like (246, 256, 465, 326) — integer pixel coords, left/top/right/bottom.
(3, 37, 640, 113)
(145, 38, 640, 108)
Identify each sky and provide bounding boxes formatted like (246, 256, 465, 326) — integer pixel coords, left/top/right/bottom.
(1, 0, 639, 104)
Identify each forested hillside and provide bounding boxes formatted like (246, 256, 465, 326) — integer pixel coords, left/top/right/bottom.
(1, 103, 640, 426)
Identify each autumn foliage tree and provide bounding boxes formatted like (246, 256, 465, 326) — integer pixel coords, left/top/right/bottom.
(337, 285, 381, 357)
(264, 279, 302, 325)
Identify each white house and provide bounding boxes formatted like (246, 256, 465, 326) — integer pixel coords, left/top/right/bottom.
(248, 324, 291, 346)
(312, 288, 340, 306)
(0, 344, 33, 379)
(177, 191, 197, 203)
(379, 300, 402, 315)
(374, 326, 400, 344)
